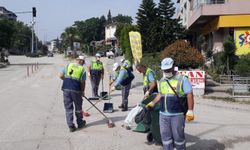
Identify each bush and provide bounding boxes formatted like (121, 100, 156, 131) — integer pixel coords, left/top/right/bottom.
(235, 54, 250, 77)
(161, 40, 204, 69)
(141, 52, 162, 78)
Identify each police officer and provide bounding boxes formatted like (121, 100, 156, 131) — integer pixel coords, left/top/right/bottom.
(121, 58, 133, 72)
(60, 55, 86, 132)
(88, 53, 104, 97)
(147, 57, 194, 150)
(111, 64, 134, 111)
(135, 63, 157, 97)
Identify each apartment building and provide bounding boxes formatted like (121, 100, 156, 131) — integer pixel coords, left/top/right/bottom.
(0, 6, 17, 21)
(177, 0, 250, 55)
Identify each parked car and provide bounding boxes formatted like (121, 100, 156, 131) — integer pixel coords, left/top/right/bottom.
(47, 52, 54, 57)
(97, 49, 109, 57)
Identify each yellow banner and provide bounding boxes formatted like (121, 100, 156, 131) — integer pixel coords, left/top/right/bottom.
(129, 31, 142, 63)
(235, 28, 250, 55)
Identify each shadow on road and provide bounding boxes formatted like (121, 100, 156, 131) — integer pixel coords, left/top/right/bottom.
(86, 115, 127, 127)
(186, 133, 225, 150)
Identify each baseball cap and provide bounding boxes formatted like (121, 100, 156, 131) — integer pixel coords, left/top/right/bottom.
(76, 55, 85, 60)
(161, 57, 174, 70)
(95, 53, 101, 57)
(113, 62, 119, 71)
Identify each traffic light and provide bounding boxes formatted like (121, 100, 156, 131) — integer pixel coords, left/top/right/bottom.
(32, 7, 36, 17)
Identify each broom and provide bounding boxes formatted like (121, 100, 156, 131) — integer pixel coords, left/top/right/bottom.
(83, 96, 115, 128)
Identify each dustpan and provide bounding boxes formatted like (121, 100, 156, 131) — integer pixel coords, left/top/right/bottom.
(103, 102, 114, 113)
(103, 75, 114, 113)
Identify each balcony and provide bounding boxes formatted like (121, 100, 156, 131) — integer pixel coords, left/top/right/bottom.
(188, 0, 250, 31)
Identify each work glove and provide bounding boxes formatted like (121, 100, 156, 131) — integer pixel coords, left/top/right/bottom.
(186, 110, 194, 121)
(146, 101, 155, 108)
(87, 72, 91, 78)
(111, 86, 116, 92)
(144, 91, 150, 98)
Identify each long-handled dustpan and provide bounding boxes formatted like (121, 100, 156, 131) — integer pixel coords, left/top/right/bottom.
(103, 75, 114, 113)
(100, 78, 108, 99)
(83, 96, 115, 128)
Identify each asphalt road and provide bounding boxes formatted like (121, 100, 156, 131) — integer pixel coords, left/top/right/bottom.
(0, 54, 250, 150)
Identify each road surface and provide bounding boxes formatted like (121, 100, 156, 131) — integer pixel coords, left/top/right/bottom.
(0, 54, 250, 150)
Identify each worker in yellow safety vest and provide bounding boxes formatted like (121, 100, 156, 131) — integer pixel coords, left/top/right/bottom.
(147, 57, 194, 150)
(60, 55, 86, 132)
(87, 53, 104, 97)
(135, 63, 158, 97)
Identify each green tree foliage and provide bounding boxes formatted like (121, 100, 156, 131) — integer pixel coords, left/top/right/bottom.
(223, 37, 237, 75)
(112, 14, 132, 24)
(0, 19, 15, 50)
(235, 54, 250, 77)
(12, 21, 32, 54)
(120, 25, 138, 64)
(136, 0, 162, 53)
(60, 26, 79, 50)
(161, 40, 204, 69)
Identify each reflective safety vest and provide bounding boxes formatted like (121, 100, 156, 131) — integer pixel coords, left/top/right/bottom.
(91, 60, 103, 70)
(90, 60, 103, 76)
(120, 67, 129, 80)
(158, 74, 187, 113)
(143, 68, 156, 87)
(124, 60, 132, 68)
(62, 63, 85, 92)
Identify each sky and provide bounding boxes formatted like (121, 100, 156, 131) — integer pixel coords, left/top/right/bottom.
(0, 0, 176, 42)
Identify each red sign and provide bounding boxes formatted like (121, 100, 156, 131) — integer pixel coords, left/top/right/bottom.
(178, 71, 205, 88)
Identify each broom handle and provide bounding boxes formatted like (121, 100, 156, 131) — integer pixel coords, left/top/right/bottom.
(83, 96, 109, 120)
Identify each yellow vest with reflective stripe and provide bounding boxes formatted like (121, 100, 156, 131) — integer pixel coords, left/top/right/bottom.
(143, 68, 156, 87)
(91, 60, 103, 70)
(158, 74, 186, 112)
(66, 63, 85, 81)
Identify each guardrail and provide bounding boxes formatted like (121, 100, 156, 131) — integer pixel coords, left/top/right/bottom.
(232, 77, 250, 98)
(219, 75, 239, 84)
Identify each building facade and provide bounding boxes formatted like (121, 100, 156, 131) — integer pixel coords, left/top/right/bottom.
(177, 0, 250, 56)
(105, 23, 117, 45)
(0, 6, 17, 21)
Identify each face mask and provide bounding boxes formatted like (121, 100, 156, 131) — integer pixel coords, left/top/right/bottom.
(163, 72, 173, 79)
(96, 57, 100, 61)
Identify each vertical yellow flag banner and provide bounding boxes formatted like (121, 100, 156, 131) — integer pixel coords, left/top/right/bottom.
(129, 31, 142, 63)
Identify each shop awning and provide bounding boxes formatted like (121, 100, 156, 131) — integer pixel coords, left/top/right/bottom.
(202, 15, 250, 34)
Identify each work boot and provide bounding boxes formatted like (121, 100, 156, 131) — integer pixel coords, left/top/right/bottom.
(69, 124, 76, 132)
(121, 105, 128, 111)
(118, 104, 124, 109)
(78, 120, 86, 129)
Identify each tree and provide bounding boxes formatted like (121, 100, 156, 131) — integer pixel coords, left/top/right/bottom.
(0, 19, 15, 50)
(60, 26, 79, 50)
(112, 14, 133, 24)
(120, 24, 138, 64)
(107, 10, 112, 23)
(223, 37, 237, 75)
(161, 40, 204, 69)
(158, 0, 185, 47)
(235, 54, 250, 77)
(136, 0, 161, 53)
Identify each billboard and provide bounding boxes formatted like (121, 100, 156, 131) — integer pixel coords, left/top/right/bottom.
(129, 31, 142, 63)
(178, 70, 205, 89)
(235, 28, 250, 55)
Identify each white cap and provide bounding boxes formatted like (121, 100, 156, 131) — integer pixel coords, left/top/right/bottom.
(76, 55, 85, 60)
(113, 62, 119, 71)
(95, 53, 101, 57)
(161, 57, 174, 70)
